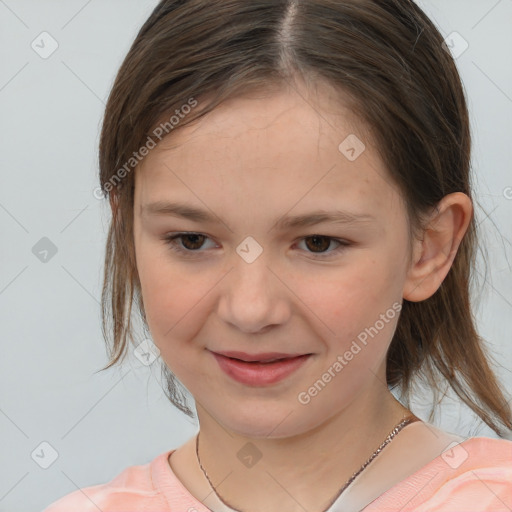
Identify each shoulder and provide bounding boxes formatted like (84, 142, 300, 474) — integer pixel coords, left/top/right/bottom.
(409, 436, 512, 512)
(42, 451, 171, 512)
(368, 435, 512, 512)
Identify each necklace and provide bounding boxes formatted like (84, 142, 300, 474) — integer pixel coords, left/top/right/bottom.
(195, 413, 420, 512)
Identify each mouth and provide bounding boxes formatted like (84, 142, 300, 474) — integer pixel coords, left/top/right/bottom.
(209, 350, 312, 386)
(211, 350, 310, 363)
(230, 358, 292, 364)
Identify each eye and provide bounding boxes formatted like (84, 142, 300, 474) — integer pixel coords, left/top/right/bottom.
(295, 235, 350, 258)
(163, 232, 216, 255)
(162, 233, 351, 259)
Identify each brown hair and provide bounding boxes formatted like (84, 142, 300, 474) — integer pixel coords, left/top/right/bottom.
(97, 0, 512, 436)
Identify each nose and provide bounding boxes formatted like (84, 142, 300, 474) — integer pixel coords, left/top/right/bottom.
(216, 253, 291, 334)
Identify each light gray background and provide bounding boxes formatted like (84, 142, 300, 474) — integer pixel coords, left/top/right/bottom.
(0, 1, 511, 511)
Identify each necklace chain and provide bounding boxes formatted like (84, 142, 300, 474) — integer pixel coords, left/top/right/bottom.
(195, 413, 420, 512)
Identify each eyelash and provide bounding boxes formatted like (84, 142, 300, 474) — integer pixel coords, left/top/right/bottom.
(162, 232, 351, 259)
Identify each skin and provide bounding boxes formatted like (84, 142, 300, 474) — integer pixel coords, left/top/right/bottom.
(132, 78, 473, 512)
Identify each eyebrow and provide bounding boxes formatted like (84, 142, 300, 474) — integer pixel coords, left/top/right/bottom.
(141, 201, 376, 230)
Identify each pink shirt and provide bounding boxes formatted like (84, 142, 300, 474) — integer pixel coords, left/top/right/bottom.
(43, 436, 512, 511)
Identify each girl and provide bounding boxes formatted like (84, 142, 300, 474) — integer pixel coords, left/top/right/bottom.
(44, 0, 512, 511)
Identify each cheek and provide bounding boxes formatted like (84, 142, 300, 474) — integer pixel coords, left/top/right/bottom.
(135, 238, 197, 341)
(135, 241, 227, 377)
(141, 275, 199, 343)
(294, 253, 402, 357)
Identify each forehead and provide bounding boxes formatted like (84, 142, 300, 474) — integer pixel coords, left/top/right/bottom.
(151, 82, 365, 161)
(135, 84, 401, 218)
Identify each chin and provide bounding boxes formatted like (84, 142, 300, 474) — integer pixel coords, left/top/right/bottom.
(210, 400, 319, 440)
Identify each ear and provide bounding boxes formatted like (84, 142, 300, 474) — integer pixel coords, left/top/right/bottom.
(403, 192, 473, 302)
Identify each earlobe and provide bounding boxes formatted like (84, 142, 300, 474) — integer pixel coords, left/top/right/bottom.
(403, 192, 473, 302)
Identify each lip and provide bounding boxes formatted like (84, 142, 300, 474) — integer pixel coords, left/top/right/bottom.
(210, 351, 312, 386)
(212, 350, 307, 362)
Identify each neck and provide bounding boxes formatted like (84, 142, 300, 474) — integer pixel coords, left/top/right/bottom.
(194, 389, 412, 512)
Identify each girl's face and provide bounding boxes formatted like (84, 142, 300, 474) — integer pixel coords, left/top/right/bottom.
(133, 81, 414, 438)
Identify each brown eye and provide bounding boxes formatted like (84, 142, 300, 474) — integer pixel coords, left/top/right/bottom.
(163, 233, 215, 256)
(178, 233, 206, 250)
(163, 232, 350, 259)
(303, 235, 333, 253)
(296, 235, 350, 258)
